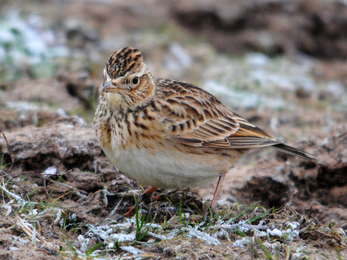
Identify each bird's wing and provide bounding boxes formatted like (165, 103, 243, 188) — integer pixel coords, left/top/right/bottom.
(156, 79, 277, 149)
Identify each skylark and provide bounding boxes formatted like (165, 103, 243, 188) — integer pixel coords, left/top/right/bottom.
(94, 47, 315, 208)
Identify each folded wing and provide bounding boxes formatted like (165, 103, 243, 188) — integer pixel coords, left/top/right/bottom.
(156, 79, 314, 161)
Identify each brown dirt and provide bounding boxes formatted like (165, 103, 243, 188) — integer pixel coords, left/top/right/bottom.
(1, 117, 347, 259)
(1, 0, 347, 259)
(172, 0, 347, 58)
(30, 0, 347, 59)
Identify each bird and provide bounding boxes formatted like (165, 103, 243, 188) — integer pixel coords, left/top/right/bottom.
(94, 46, 315, 209)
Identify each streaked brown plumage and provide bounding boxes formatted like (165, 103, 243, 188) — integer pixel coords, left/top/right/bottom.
(94, 47, 315, 208)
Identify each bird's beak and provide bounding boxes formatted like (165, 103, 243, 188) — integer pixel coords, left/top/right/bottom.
(102, 82, 118, 92)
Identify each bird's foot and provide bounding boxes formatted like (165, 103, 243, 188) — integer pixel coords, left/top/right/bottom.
(124, 186, 158, 217)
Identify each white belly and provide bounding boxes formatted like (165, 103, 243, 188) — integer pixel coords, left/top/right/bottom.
(95, 106, 241, 189)
(102, 146, 225, 189)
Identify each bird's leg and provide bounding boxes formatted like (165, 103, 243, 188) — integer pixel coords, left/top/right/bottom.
(141, 186, 157, 198)
(210, 173, 226, 208)
(124, 186, 157, 217)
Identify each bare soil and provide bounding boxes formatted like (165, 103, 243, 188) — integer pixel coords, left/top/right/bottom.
(1, 116, 347, 259)
(1, 0, 347, 259)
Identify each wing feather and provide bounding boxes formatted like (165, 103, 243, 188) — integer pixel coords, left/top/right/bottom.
(155, 79, 314, 161)
(157, 80, 240, 143)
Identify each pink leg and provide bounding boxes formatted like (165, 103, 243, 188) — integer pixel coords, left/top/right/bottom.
(211, 173, 226, 208)
(143, 186, 157, 196)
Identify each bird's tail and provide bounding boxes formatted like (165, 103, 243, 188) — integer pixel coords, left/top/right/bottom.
(273, 143, 315, 161)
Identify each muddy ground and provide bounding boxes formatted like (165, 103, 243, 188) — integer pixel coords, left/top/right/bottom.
(1, 1, 347, 259)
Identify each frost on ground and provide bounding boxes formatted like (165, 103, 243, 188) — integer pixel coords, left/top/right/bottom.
(0, 173, 346, 260)
(0, 119, 347, 259)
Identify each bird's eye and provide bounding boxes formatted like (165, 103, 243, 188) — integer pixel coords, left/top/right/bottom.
(132, 77, 139, 86)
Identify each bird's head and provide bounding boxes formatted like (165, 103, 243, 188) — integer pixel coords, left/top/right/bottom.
(100, 47, 156, 110)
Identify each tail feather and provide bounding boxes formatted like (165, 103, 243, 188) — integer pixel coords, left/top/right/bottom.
(273, 143, 315, 161)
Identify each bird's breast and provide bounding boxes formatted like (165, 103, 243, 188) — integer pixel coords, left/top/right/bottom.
(95, 105, 244, 189)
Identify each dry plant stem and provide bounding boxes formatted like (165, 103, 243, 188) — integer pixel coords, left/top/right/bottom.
(115, 190, 142, 197)
(14, 215, 57, 252)
(0, 129, 14, 172)
(50, 180, 87, 198)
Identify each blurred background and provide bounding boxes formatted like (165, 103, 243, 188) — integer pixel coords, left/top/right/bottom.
(1, 0, 347, 143)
